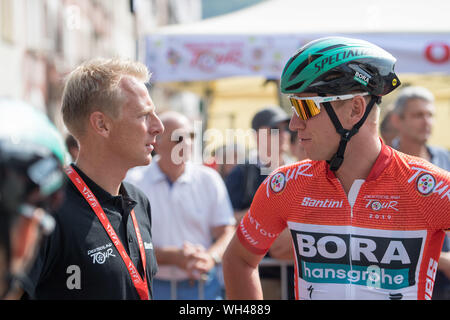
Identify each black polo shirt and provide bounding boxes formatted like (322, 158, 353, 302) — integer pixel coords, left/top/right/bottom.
(23, 164, 158, 300)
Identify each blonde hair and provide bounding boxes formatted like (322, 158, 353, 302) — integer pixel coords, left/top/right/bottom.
(61, 57, 150, 138)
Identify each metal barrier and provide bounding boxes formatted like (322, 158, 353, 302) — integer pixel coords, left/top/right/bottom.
(169, 275, 208, 300)
(167, 258, 294, 300)
(259, 258, 294, 300)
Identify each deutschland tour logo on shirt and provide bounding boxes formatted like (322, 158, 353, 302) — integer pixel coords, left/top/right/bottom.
(87, 243, 116, 264)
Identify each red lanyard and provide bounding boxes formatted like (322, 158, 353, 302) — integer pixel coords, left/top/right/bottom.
(65, 166, 149, 300)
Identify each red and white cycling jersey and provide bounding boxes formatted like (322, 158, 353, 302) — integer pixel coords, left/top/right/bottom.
(237, 143, 450, 300)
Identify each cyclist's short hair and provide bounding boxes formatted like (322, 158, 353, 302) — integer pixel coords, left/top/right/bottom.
(393, 86, 434, 116)
(61, 58, 150, 138)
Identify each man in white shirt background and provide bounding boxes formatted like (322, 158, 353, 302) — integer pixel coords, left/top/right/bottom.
(126, 111, 235, 299)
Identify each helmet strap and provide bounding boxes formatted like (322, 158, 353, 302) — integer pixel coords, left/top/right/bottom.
(323, 95, 381, 171)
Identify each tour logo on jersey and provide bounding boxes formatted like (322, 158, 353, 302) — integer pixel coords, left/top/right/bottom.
(288, 222, 426, 291)
(364, 195, 400, 213)
(270, 172, 286, 193)
(87, 243, 116, 264)
(416, 173, 436, 196)
(366, 200, 399, 212)
(264, 162, 313, 199)
(407, 165, 449, 201)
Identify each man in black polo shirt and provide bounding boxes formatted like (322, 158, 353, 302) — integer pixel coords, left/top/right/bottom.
(22, 58, 164, 299)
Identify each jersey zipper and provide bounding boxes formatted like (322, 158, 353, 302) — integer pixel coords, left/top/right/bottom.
(346, 179, 365, 299)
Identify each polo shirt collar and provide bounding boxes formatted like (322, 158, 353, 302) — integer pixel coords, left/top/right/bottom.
(70, 164, 136, 207)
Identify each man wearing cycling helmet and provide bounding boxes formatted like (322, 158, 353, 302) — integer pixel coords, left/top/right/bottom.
(0, 99, 66, 299)
(223, 37, 450, 300)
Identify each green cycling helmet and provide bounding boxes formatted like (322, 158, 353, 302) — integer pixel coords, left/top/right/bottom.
(281, 37, 401, 96)
(0, 98, 67, 234)
(0, 98, 66, 208)
(0, 99, 67, 297)
(0, 99, 67, 298)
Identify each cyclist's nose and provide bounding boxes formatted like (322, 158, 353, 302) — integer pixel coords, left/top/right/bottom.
(289, 113, 306, 131)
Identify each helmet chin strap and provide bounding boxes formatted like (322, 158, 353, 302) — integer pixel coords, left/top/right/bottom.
(322, 95, 381, 171)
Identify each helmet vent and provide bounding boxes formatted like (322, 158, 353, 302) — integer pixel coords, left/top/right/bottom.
(316, 44, 347, 53)
(289, 54, 321, 81)
(285, 80, 305, 92)
(323, 71, 344, 82)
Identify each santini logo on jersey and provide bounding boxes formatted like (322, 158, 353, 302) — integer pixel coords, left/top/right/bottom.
(301, 197, 343, 208)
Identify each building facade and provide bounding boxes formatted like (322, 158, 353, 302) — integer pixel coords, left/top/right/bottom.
(0, 0, 201, 133)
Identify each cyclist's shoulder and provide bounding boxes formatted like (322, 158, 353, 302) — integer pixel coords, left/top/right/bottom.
(390, 149, 450, 180)
(388, 150, 450, 210)
(260, 159, 324, 196)
(272, 159, 324, 180)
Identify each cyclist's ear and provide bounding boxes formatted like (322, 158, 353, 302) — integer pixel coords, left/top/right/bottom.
(349, 95, 369, 125)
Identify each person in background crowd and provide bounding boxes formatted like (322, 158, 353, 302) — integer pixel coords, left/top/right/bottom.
(390, 86, 450, 170)
(126, 111, 235, 300)
(0, 99, 66, 299)
(390, 85, 450, 300)
(21, 58, 164, 300)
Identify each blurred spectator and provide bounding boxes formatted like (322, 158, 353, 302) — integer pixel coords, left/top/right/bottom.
(225, 106, 290, 300)
(126, 111, 235, 300)
(65, 134, 79, 161)
(379, 109, 398, 147)
(391, 86, 450, 300)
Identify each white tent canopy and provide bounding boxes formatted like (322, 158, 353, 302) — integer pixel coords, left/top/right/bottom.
(145, 0, 450, 82)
